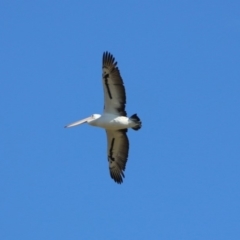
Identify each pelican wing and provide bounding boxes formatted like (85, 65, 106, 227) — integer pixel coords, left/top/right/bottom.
(102, 52, 127, 116)
(106, 129, 129, 184)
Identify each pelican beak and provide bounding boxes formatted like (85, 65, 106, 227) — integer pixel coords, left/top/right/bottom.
(64, 116, 93, 128)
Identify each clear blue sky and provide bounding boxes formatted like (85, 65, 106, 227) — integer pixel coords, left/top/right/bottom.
(1, 1, 240, 239)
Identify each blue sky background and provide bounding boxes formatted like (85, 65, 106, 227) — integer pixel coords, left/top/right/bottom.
(1, 1, 240, 239)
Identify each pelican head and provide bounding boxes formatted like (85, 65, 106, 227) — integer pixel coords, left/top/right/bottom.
(65, 114, 101, 128)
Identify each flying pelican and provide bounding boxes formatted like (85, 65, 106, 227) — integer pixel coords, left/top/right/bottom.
(65, 52, 142, 184)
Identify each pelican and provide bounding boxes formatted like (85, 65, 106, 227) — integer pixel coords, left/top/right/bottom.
(65, 52, 142, 184)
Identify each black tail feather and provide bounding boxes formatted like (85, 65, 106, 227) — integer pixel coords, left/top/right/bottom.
(130, 114, 142, 131)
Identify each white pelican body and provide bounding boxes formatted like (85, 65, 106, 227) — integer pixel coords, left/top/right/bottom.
(65, 52, 142, 184)
(67, 113, 138, 130)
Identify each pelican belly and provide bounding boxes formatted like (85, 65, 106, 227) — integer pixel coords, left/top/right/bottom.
(89, 113, 130, 130)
